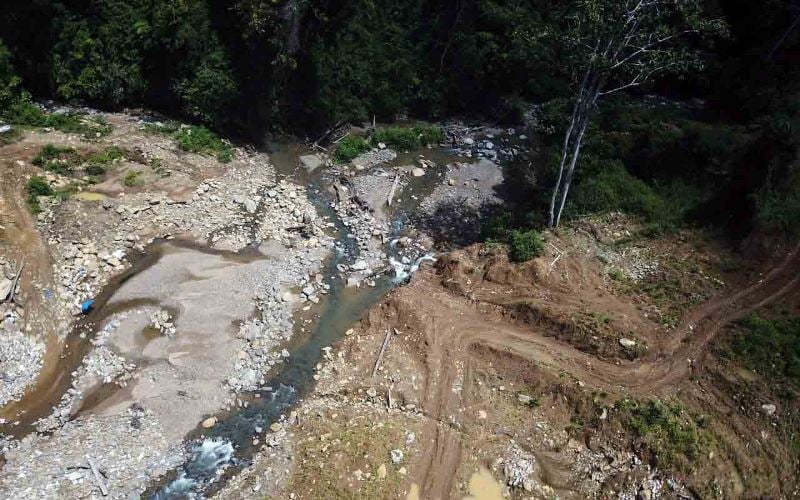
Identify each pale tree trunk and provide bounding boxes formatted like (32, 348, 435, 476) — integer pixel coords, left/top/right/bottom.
(548, 108, 578, 227)
(548, 70, 591, 227)
(554, 116, 588, 227)
(551, 72, 601, 227)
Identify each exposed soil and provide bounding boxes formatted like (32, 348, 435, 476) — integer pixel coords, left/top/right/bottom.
(221, 215, 800, 499)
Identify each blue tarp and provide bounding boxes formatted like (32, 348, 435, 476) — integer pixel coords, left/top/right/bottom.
(81, 299, 95, 314)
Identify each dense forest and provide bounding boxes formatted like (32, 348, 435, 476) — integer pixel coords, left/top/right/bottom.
(1, 0, 799, 239)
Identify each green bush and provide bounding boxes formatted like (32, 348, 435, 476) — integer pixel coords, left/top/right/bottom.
(89, 146, 126, 165)
(5, 99, 113, 139)
(509, 229, 545, 262)
(0, 40, 21, 112)
(26, 176, 53, 214)
(756, 185, 800, 236)
(145, 123, 233, 163)
(372, 124, 444, 150)
(569, 159, 663, 218)
(32, 144, 81, 175)
(26, 176, 54, 197)
(333, 135, 370, 163)
(616, 398, 709, 470)
(122, 170, 143, 187)
(730, 314, 800, 386)
(174, 126, 232, 163)
(85, 164, 106, 176)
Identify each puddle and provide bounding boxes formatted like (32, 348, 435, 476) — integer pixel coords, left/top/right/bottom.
(73, 191, 108, 201)
(464, 468, 504, 500)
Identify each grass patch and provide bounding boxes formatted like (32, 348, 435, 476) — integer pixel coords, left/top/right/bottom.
(371, 123, 444, 150)
(728, 313, 800, 387)
(26, 176, 53, 214)
(7, 100, 112, 139)
(143, 122, 232, 163)
(288, 416, 410, 498)
(148, 157, 170, 177)
(616, 398, 711, 471)
(122, 170, 144, 187)
(334, 134, 370, 163)
(88, 145, 126, 165)
(32, 144, 81, 175)
(0, 127, 22, 145)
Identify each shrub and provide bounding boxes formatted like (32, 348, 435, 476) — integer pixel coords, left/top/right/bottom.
(509, 229, 545, 262)
(85, 164, 106, 176)
(88, 146, 126, 165)
(122, 170, 143, 187)
(729, 314, 800, 386)
(480, 211, 512, 242)
(616, 398, 709, 471)
(372, 124, 445, 150)
(26, 176, 54, 197)
(334, 135, 370, 163)
(26, 176, 53, 213)
(32, 144, 81, 175)
(145, 124, 233, 163)
(756, 185, 800, 237)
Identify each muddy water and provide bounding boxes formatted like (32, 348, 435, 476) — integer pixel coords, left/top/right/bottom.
(0, 247, 158, 438)
(0, 240, 274, 439)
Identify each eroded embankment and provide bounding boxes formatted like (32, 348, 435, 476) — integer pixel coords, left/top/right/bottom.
(216, 219, 800, 500)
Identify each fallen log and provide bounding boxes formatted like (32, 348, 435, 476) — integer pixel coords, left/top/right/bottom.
(87, 456, 108, 496)
(387, 171, 401, 206)
(5, 260, 24, 304)
(371, 329, 393, 377)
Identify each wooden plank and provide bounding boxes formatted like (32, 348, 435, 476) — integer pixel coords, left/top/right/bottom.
(387, 171, 401, 206)
(87, 456, 108, 496)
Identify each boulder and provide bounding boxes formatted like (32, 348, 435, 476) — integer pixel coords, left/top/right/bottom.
(299, 154, 325, 172)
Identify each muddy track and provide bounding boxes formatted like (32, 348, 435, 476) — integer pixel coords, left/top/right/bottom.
(399, 243, 800, 497)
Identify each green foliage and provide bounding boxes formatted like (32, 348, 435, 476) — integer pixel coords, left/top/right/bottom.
(333, 135, 370, 163)
(49, 0, 237, 126)
(509, 229, 544, 262)
(26, 176, 53, 214)
(148, 157, 170, 177)
(144, 123, 232, 163)
(174, 126, 233, 163)
(616, 398, 710, 470)
(312, 0, 430, 124)
(122, 170, 144, 187)
(0, 40, 21, 112)
(756, 183, 800, 237)
(88, 146, 126, 165)
(372, 124, 444, 150)
(26, 176, 54, 197)
(480, 211, 513, 243)
(32, 144, 81, 175)
(729, 314, 800, 386)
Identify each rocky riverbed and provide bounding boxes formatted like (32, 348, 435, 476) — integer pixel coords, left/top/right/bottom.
(0, 110, 518, 498)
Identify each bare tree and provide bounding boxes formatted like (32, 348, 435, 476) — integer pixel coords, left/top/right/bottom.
(547, 0, 725, 227)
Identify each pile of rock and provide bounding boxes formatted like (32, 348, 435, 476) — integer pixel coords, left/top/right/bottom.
(227, 246, 330, 393)
(150, 310, 176, 336)
(0, 313, 45, 407)
(352, 149, 397, 170)
(54, 239, 130, 316)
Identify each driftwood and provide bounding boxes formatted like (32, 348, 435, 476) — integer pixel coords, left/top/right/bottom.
(333, 182, 348, 205)
(387, 171, 401, 206)
(5, 260, 24, 304)
(87, 456, 108, 496)
(371, 329, 393, 377)
(312, 120, 344, 147)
